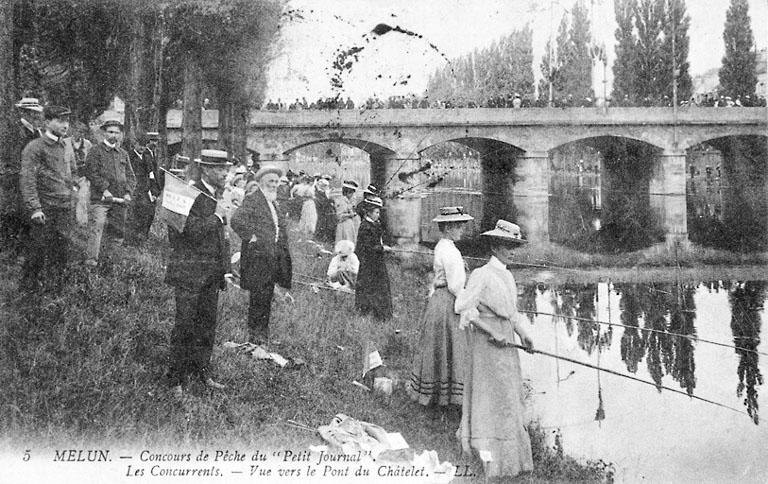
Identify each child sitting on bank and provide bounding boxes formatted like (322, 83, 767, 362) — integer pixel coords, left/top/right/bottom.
(327, 240, 359, 291)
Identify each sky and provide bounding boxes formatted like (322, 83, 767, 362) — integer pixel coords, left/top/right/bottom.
(264, 0, 768, 104)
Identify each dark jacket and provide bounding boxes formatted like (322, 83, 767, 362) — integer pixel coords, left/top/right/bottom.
(85, 141, 136, 200)
(20, 134, 75, 215)
(165, 182, 230, 291)
(231, 188, 292, 290)
(129, 147, 162, 204)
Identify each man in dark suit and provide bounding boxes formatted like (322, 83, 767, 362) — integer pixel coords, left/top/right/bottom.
(127, 132, 162, 245)
(165, 149, 231, 397)
(231, 165, 293, 346)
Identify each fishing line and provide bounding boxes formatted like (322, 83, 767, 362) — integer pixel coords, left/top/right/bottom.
(504, 342, 749, 417)
(519, 309, 767, 357)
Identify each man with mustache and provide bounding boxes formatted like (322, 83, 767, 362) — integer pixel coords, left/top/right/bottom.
(231, 165, 293, 346)
(84, 119, 136, 266)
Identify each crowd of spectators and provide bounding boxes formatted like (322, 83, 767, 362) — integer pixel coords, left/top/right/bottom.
(259, 91, 767, 111)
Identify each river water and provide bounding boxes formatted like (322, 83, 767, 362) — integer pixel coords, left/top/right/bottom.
(517, 279, 767, 483)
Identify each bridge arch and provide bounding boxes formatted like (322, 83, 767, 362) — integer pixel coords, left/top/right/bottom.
(283, 138, 396, 158)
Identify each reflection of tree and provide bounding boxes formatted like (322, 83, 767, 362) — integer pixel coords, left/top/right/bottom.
(519, 284, 538, 323)
(554, 285, 578, 337)
(667, 283, 698, 396)
(643, 284, 669, 391)
(616, 283, 646, 373)
(575, 284, 599, 354)
(729, 281, 766, 425)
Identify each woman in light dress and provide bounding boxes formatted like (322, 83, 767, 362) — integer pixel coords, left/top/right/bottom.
(408, 206, 473, 407)
(326, 239, 359, 291)
(294, 176, 317, 237)
(454, 219, 535, 479)
(335, 180, 360, 243)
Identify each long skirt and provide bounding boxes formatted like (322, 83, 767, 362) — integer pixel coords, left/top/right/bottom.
(355, 261, 392, 320)
(335, 216, 359, 244)
(408, 288, 464, 406)
(298, 199, 317, 235)
(458, 317, 533, 478)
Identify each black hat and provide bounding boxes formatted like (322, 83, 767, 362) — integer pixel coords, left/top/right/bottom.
(197, 149, 233, 166)
(43, 105, 72, 120)
(342, 180, 359, 190)
(364, 184, 379, 196)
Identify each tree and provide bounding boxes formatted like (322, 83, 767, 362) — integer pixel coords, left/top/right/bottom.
(612, 0, 638, 104)
(660, 0, 692, 103)
(559, 0, 593, 102)
(719, 0, 757, 101)
(633, 0, 666, 104)
(0, 0, 16, 229)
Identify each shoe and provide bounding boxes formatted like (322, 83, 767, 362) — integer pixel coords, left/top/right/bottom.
(204, 378, 226, 390)
(170, 385, 183, 399)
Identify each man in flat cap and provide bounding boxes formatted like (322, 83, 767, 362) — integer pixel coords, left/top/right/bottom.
(84, 118, 136, 266)
(18, 106, 76, 292)
(1, 98, 43, 254)
(165, 149, 232, 396)
(231, 165, 293, 346)
(126, 131, 162, 245)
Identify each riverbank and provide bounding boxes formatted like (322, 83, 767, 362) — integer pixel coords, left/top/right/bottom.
(0, 229, 613, 483)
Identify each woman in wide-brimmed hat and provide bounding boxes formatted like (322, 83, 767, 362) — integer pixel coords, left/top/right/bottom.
(354, 196, 392, 320)
(335, 180, 360, 244)
(454, 219, 535, 479)
(408, 206, 474, 407)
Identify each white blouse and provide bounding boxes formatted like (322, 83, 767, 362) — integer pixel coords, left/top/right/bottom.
(432, 238, 467, 297)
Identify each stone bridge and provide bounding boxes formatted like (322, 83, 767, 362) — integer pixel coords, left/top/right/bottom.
(167, 107, 767, 247)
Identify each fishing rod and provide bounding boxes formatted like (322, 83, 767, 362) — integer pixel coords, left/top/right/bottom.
(520, 309, 767, 357)
(504, 342, 748, 417)
(387, 246, 581, 272)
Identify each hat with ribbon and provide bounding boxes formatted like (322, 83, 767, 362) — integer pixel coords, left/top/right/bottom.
(363, 184, 379, 196)
(363, 196, 383, 209)
(481, 219, 527, 245)
(15, 97, 44, 112)
(342, 180, 359, 190)
(197, 149, 232, 166)
(432, 206, 474, 223)
(100, 118, 123, 130)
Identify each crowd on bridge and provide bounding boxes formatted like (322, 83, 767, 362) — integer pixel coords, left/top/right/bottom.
(3, 95, 541, 480)
(260, 90, 766, 112)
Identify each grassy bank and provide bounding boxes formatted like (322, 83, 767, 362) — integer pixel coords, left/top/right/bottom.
(0, 226, 613, 483)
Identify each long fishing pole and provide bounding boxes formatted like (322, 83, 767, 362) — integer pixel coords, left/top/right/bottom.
(520, 309, 767, 357)
(504, 342, 748, 417)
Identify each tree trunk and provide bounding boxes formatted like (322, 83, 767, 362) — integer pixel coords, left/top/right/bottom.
(124, 7, 145, 150)
(219, 101, 233, 160)
(182, 54, 203, 179)
(0, 0, 17, 224)
(234, 103, 250, 165)
(150, 11, 167, 168)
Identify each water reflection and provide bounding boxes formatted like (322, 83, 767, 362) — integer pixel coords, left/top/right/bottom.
(526, 279, 767, 423)
(729, 281, 766, 424)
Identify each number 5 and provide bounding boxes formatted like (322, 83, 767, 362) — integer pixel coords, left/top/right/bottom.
(23, 449, 31, 461)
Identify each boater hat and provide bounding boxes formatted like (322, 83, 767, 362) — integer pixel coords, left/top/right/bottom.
(43, 105, 72, 120)
(481, 219, 527, 245)
(145, 131, 160, 140)
(432, 206, 474, 223)
(197, 149, 232, 166)
(363, 196, 383, 209)
(342, 180, 359, 190)
(16, 97, 44, 112)
(253, 164, 283, 180)
(101, 118, 123, 130)
(363, 184, 379, 196)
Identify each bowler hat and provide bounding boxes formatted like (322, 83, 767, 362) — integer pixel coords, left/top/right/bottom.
(15, 97, 43, 112)
(363, 184, 379, 196)
(43, 105, 72, 120)
(481, 220, 527, 245)
(363, 196, 383, 209)
(197, 149, 232, 166)
(432, 206, 474, 223)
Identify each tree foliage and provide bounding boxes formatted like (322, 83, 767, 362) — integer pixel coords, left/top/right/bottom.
(719, 0, 757, 100)
(612, 0, 637, 103)
(426, 26, 534, 106)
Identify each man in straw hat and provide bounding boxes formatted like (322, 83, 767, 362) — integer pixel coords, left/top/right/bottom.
(83, 118, 136, 266)
(165, 149, 232, 396)
(1, 97, 43, 253)
(18, 105, 75, 293)
(454, 219, 534, 479)
(231, 164, 293, 346)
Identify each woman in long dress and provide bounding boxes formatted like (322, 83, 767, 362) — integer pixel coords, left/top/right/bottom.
(295, 177, 317, 237)
(408, 206, 474, 407)
(454, 219, 535, 479)
(335, 180, 360, 243)
(354, 197, 392, 320)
